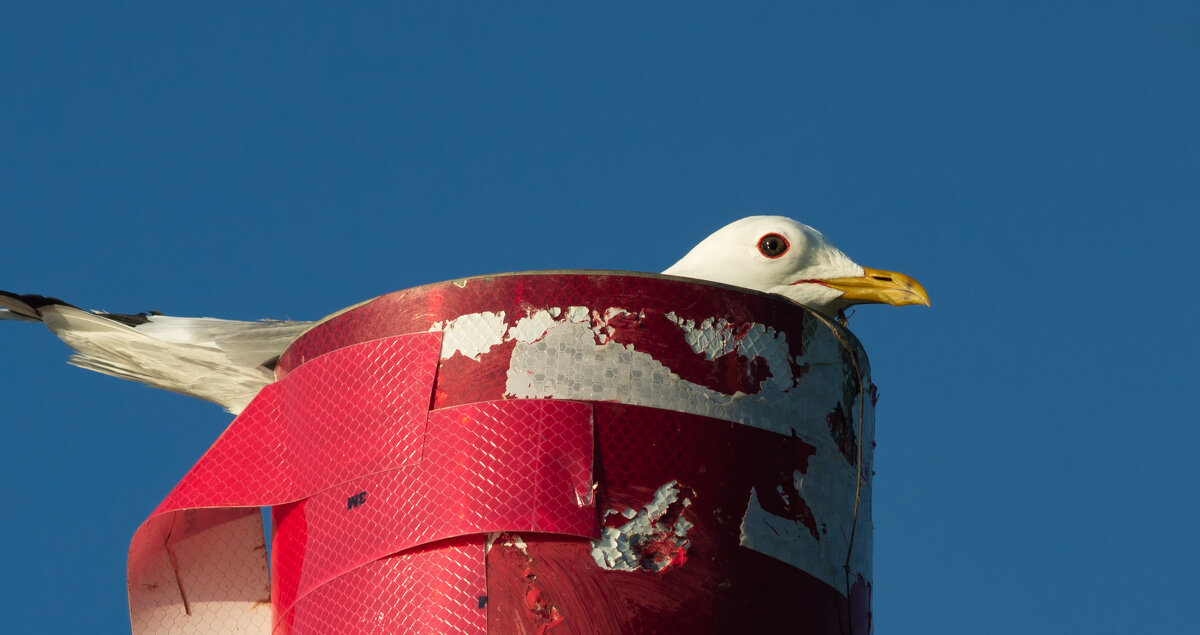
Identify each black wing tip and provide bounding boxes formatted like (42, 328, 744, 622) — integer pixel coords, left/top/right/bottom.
(0, 290, 79, 309)
(1, 290, 82, 321)
(96, 311, 153, 326)
(1, 291, 157, 326)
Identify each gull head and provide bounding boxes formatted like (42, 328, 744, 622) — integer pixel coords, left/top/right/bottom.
(662, 215, 930, 317)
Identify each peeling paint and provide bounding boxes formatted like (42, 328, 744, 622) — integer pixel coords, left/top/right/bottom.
(590, 481, 694, 573)
(430, 311, 508, 360)
(510, 311, 558, 343)
(427, 304, 873, 589)
(665, 313, 796, 391)
(565, 306, 591, 323)
(504, 315, 849, 440)
(739, 456, 872, 591)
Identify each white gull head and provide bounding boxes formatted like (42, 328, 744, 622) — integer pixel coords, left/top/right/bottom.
(662, 215, 929, 317)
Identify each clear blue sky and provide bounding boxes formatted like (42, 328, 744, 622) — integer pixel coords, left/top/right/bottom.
(2, 3, 1197, 633)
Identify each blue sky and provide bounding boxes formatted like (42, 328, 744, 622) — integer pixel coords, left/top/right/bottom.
(2, 3, 1197, 633)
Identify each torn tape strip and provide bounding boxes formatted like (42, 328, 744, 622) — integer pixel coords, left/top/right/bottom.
(127, 331, 596, 635)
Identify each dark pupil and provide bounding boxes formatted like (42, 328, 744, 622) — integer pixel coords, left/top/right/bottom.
(760, 235, 785, 256)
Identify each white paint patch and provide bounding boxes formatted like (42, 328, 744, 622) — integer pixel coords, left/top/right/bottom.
(509, 311, 558, 343)
(430, 311, 507, 360)
(738, 457, 872, 592)
(504, 318, 846, 439)
(665, 313, 796, 390)
(590, 481, 693, 572)
(425, 303, 873, 590)
(565, 306, 591, 323)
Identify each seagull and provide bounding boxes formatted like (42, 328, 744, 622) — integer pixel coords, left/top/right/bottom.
(2, 216, 927, 413)
(663, 215, 929, 317)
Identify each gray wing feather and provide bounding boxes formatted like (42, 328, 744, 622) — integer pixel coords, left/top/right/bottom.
(4, 290, 314, 414)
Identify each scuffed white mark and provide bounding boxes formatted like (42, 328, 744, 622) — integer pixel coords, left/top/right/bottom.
(506, 534, 528, 552)
(591, 481, 693, 572)
(484, 532, 529, 554)
(738, 458, 872, 592)
(576, 481, 598, 507)
(430, 311, 507, 360)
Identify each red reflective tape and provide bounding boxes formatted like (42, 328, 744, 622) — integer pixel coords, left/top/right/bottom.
(153, 332, 441, 512)
(271, 399, 595, 615)
(124, 274, 877, 634)
(273, 537, 487, 635)
(126, 331, 597, 634)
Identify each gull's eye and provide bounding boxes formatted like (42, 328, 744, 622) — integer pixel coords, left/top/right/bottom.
(757, 233, 789, 258)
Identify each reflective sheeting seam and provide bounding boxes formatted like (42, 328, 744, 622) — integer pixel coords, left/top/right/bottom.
(126, 332, 596, 635)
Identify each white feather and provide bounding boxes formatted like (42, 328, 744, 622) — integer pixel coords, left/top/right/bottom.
(39, 307, 311, 414)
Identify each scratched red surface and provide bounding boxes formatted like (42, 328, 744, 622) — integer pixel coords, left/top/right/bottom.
(127, 273, 873, 634)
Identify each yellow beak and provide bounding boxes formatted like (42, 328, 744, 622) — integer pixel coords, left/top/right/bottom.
(817, 267, 931, 307)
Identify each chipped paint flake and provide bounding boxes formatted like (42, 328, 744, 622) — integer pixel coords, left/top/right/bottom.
(565, 306, 591, 323)
(431, 311, 507, 360)
(665, 313, 796, 390)
(486, 531, 529, 554)
(509, 311, 558, 343)
(590, 481, 694, 573)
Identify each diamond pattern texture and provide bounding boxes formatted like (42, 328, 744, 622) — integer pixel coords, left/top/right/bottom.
(126, 273, 875, 634)
(127, 329, 596, 634)
(128, 508, 271, 634)
(154, 332, 441, 511)
(273, 537, 487, 635)
(127, 332, 443, 634)
(270, 399, 595, 615)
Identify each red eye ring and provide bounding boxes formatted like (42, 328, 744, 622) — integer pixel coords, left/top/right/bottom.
(757, 233, 789, 258)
